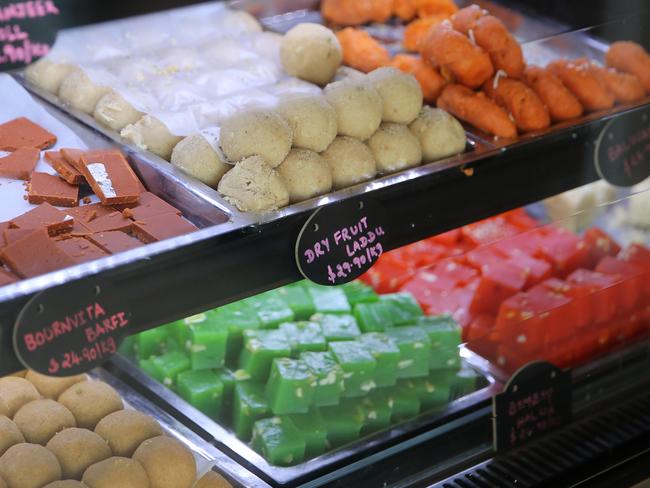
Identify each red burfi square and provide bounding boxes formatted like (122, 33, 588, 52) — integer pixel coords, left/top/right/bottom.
(9, 203, 74, 236)
(0, 147, 40, 180)
(131, 213, 198, 244)
(1, 229, 75, 278)
(28, 172, 80, 207)
(469, 261, 527, 314)
(0, 117, 56, 151)
(595, 256, 645, 311)
(567, 269, 621, 324)
(44, 150, 85, 185)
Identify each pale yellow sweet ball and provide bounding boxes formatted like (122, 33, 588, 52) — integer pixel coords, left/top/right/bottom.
(408, 107, 466, 162)
(93, 92, 143, 131)
(281, 23, 342, 86)
(368, 123, 422, 174)
(94, 410, 163, 458)
(194, 471, 233, 488)
(220, 110, 292, 168)
(0, 377, 40, 418)
(24, 371, 86, 400)
(0, 443, 62, 488)
(46, 428, 111, 480)
(13, 399, 76, 445)
(171, 134, 230, 187)
(277, 149, 332, 203)
(24, 59, 76, 93)
(0, 416, 24, 457)
(132, 436, 196, 488)
(120, 115, 183, 161)
(324, 79, 382, 140)
(367, 67, 423, 124)
(0, 475, 6, 488)
(44, 481, 89, 488)
(218, 155, 290, 212)
(277, 96, 337, 152)
(58, 69, 109, 114)
(81, 457, 150, 488)
(321, 136, 377, 189)
(57, 381, 123, 430)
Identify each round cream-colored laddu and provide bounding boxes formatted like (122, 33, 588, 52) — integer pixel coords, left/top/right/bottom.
(120, 115, 182, 161)
(324, 79, 383, 140)
(57, 381, 123, 430)
(0, 376, 39, 418)
(333, 66, 366, 83)
(281, 23, 342, 86)
(409, 107, 466, 162)
(24, 59, 76, 93)
(218, 156, 289, 212)
(0, 416, 24, 457)
(277, 96, 337, 153)
(277, 148, 332, 203)
(220, 110, 292, 168)
(94, 410, 163, 458)
(13, 399, 76, 445)
(368, 123, 423, 174)
(58, 69, 109, 114)
(81, 457, 150, 488)
(367, 67, 423, 124)
(43, 481, 88, 487)
(24, 371, 86, 401)
(171, 134, 230, 187)
(46, 428, 111, 480)
(93, 92, 143, 131)
(0, 443, 62, 488)
(132, 436, 196, 488)
(321, 136, 377, 189)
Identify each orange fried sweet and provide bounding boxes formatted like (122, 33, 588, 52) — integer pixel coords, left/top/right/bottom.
(403, 15, 449, 52)
(547, 59, 615, 112)
(413, 0, 459, 17)
(605, 41, 650, 91)
(420, 20, 494, 88)
(484, 74, 550, 132)
(369, 0, 394, 23)
(523, 65, 584, 121)
(473, 15, 524, 78)
(437, 83, 517, 138)
(394, 0, 417, 21)
(577, 58, 646, 103)
(321, 0, 371, 26)
(391, 54, 447, 102)
(450, 4, 487, 33)
(337, 28, 391, 73)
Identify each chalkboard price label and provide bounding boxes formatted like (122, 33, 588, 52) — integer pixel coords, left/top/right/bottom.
(493, 361, 571, 453)
(594, 105, 650, 187)
(13, 279, 131, 376)
(295, 198, 389, 286)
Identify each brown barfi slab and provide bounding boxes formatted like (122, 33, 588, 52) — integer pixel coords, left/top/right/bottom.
(28, 172, 80, 207)
(0, 147, 40, 180)
(4, 228, 36, 245)
(122, 192, 182, 220)
(65, 203, 117, 224)
(10, 202, 74, 236)
(44, 150, 85, 185)
(0, 222, 9, 247)
(61, 148, 120, 172)
(1, 229, 75, 278)
(0, 268, 18, 287)
(0, 117, 57, 151)
(83, 211, 133, 233)
(55, 237, 108, 264)
(86, 231, 142, 254)
(132, 212, 199, 244)
(79, 152, 143, 205)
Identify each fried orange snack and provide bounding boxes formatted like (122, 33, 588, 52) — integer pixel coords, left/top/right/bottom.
(337, 28, 391, 73)
(414, 0, 459, 17)
(420, 20, 494, 88)
(394, 0, 417, 21)
(605, 41, 650, 91)
(437, 83, 517, 138)
(484, 74, 550, 132)
(403, 15, 449, 52)
(369, 0, 394, 23)
(523, 65, 584, 121)
(391, 54, 447, 102)
(576, 58, 646, 103)
(547, 59, 615, 111)
(473, 15, 524, 79)
(321, 0, 371, 25)
(450, 4, 487, 33)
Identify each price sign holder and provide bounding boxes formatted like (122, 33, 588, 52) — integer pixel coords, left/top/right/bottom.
(594, 105, 650, 187)
(295, 198, 389, 286)
(13, 278, 132, 376)
(493, 361, 572, 453)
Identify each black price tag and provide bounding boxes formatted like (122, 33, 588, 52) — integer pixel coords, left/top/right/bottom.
(493, 361, 571, 453)
(13, 279, 132, 377)
(295, 198, 389, 286)
(594, 105, 650, 187)
(0, 1, 61, 71)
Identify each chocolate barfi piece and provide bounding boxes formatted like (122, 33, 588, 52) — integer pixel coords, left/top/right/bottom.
(10, 203, 74, 236)
(83, 211, 133, 233)
(55, 237, 108, 264)
(86, 231, 142, 254)
(122, 192, 182, 220)
(28, 172, 80, 207)
(0, 268, 18, 287)
(1, 229, 75, 278)
(4, 228, 35, 245)
(0, 222, 9, 247)
(60, 148, 121, 172)
(44, 150, 85, 185)
(79, 152, 143, 205)
(0, 117, 57, 151)
(132, 213, 198, 243)
(0, 147, 40, 180)
(65, 203, 117, 224)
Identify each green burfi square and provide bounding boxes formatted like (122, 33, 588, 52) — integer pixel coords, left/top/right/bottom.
(246, 290, 295, 328)
(388, 385, 421, 422)
(239, 329, 291, 382)
(211, 301, 261, 366)
(402, 373, 451, 412)
(360, 390, 393, 435)
(216, 368, 252, 424)
(136, 327, 168, 360)
(149, 350, 191, 388)
(379, 293, 424, 326)
(252, 416, 305, 466)
(328, 341, 376, 397)
(188, 318, 228, 370)
(276, 285, 316, 320)
(449, 369, 480, 401)
(353, 301, 396, 332)
(138, 357, 158, 380)
(288, 409, 328, 458)
(307, 285, 352, 315)
(342, 281, 378, 306)
(265, 358, 315, 415)
(319, 404, 364, 448)
(177, 370, 224, 418)
(311, 314, 361, 342)
(417, 315, 462, 371)
(385, 327, 431, 379)
(280, 321, 327, 356)
(233, 383, 270, 441)
(300, 351, 344, 407)
(358, 333, 400, 387)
